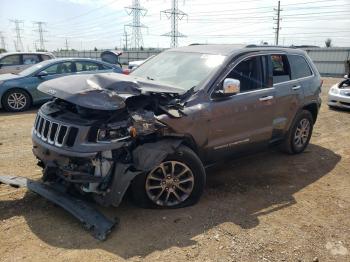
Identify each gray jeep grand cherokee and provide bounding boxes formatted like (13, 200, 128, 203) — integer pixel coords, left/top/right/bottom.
(32, 45, 322, 209)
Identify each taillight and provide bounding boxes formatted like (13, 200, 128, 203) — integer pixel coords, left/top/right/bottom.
(122, 69, 130, 75)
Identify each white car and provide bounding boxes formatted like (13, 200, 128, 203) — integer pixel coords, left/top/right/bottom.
(328, 75, 350, 109)
(0, 52, 55, 74)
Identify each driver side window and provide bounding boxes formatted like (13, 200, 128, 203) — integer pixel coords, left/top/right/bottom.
(43, 62, 74, 75)
(226, 56, 264, 93)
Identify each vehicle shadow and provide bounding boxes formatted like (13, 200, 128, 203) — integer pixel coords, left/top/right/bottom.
(0, 106, 40, 116)
(0, 144, 341, 259)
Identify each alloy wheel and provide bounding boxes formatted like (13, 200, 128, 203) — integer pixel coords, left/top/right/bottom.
(7, 92, 27, 110)
(294, 118, 311, 148)
(145, 161, 194, 207)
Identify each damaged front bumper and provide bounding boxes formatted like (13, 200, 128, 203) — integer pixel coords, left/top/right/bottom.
(0, 175, 117, 240)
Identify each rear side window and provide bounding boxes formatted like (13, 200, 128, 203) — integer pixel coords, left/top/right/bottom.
(288, 55, 313, 79)
(0, 55, 21, 65)
(75, 61, 100, 72)
(23, 54, 40, 65)
(271, 54, 291, 84)
(41, 54, 52, 61)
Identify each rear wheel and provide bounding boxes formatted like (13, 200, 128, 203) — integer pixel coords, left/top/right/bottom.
(2, 89, 31, 112)
(281, 110, 314, 154)
(131, 145, 206, 209)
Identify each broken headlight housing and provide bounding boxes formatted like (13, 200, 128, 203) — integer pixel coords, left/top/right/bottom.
(97, 126, 130, 142)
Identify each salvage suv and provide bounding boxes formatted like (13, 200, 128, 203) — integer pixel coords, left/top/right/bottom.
(31, 45, 322, 209)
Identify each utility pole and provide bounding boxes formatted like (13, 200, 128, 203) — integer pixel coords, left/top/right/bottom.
(65, 38, 69, 50)
(33, 21, 47, 51)
(273, 1, 282, 45)
(125, 0, 147, 50)
(161, 0, 188, 48)
(123, 30, 130, 50)
(0, 32, 6, 50)
(10, 19, 24, 51)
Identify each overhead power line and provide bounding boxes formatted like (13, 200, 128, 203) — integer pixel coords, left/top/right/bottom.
(125, 0, 147, 50)
(161, 0, 188, 48)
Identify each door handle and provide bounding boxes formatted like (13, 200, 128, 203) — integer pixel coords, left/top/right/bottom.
(259, 95, 274, 101)
(292, 85, 301, 90)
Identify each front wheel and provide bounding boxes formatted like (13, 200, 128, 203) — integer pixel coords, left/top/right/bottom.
(2, 89, 31, 112)
(131, 145, 206, 209)
(281, 110, 314, 154)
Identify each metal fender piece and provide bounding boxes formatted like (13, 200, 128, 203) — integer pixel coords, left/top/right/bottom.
(0, 175, 117, 241)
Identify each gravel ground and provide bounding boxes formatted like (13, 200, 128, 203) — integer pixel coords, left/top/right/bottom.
(0, 77, 349, 262)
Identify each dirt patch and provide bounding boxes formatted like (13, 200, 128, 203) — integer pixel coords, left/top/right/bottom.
(0, 78, 349, 261)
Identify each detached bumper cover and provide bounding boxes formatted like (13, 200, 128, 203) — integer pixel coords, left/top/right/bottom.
(0, 175, 117, 241)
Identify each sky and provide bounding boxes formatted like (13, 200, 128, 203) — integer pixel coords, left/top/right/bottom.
(0, 0, 349, 51)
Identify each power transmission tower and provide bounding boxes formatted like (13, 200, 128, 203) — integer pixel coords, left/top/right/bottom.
(161, 0, 188, 48)
(10, 19, 24, 51)
(33, 21, 47, 51)
(0, 32, 6, 50)
(125, 0, 147, 50)
(273, 0, 282, 45)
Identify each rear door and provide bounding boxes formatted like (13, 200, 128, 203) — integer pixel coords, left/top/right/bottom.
(269, 54, 305, 141)
(206, 54, 276, 160)
(21, 54, 41, 71)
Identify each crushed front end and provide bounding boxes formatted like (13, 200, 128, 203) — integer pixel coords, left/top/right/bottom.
(31, 73, 186, 207)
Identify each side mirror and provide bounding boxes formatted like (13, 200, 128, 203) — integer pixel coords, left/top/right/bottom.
(344, 75, 349, 79)
(37, 71, 48, 77)
(223, 78, 240, 95)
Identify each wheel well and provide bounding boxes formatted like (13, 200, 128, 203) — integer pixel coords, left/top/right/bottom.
(2, 88, 33, 107)
(302, 103, 318, 123)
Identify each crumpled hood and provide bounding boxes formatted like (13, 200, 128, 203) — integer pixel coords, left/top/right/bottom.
(38, 73, 185, 110)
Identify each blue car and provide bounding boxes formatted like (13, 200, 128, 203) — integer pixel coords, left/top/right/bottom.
(0, 58, 122, 112)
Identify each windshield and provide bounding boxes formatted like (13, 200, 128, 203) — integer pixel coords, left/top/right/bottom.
(18, 60, 54, 76)
(131, 51, 226, 90)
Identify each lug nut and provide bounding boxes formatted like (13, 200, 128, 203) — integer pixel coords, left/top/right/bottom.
(165, 187, 169, 191)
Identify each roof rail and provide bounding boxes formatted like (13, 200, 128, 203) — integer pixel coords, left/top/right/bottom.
(245, 44, 295, 48)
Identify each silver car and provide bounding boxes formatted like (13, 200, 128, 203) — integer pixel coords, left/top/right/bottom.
(0, 52, 55, 74)
(328, 75, 350, 109)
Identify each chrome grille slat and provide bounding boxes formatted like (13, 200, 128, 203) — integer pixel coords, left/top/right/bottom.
(33, 114, 77, 148)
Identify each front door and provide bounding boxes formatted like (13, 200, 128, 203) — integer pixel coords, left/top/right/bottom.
(206, 55, 276, 160)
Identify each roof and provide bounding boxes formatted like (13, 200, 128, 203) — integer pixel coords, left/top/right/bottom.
(0, 51, 54, 57)
(169, 44, 246, 56)
(167, 44, 307, 56)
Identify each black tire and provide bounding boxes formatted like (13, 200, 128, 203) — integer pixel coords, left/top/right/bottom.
(2, 89, 31, 112)
(281, 110, 314, 154)
(131, 145, 206, 209)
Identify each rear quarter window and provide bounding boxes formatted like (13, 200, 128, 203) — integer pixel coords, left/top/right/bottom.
(41, 54, 52, 61)
(288, 55, 313, 79)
